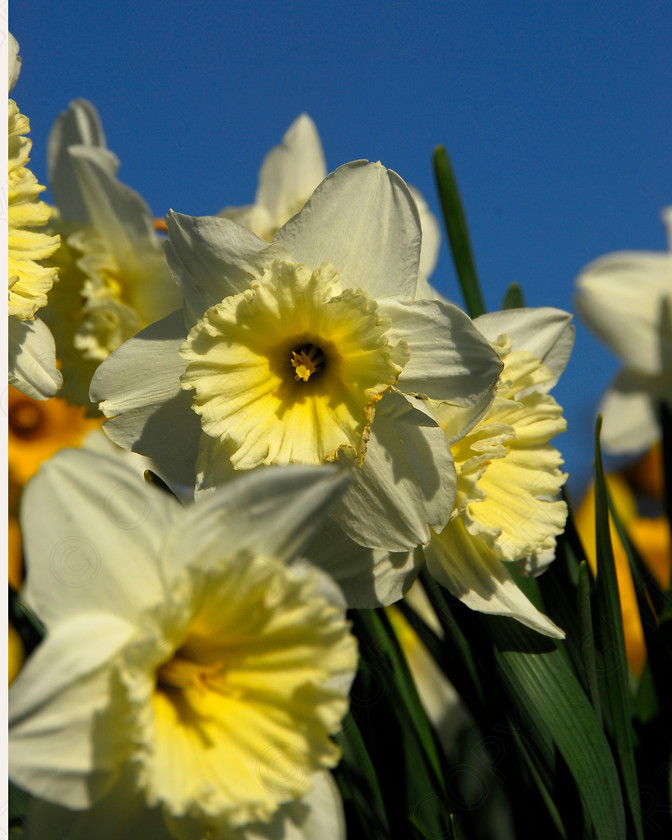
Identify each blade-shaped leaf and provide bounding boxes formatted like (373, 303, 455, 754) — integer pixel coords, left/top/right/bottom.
(594, 416, 645, 840)
(433, 146, 486, 318)
(502, 282, 526, 310)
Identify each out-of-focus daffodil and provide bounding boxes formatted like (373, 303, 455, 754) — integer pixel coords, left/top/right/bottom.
(575, 207, 672, 454)
(91, 160, 502, 579)
(8, 385, 104, 592)
(10, 450, 356, 840)
(8, 385, 103, 489)
(219, 113, 442, 278)
(40, 99, 181, 408)
(575, 454, 671, 676)
(7, 33, 62, 400)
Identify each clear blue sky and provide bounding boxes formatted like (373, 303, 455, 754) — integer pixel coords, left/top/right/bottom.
(10, 0, 672, 496)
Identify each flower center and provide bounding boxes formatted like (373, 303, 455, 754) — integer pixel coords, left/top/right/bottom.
(290, 343, 326, 382)
(9, 399, 44, 440)
(179, 258, 409, 468)
(157, 653, 225, 695)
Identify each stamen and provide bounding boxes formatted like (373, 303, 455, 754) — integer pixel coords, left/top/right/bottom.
(157, 655, 223, 694)
(290, 344, 325, 382)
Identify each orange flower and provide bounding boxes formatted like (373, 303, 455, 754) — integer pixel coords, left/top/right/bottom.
(8, 386, 102, 489)
(8, 385, 103, 590)
(575, 453, 671, 677)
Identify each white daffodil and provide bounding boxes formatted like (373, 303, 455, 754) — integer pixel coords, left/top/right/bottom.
(10, 448, 357, 840)
(91, 161, 502, 569)
(40, 99, 181, 408)
(306, 307, 572, 630)
(219, 114, 441, 278)
(575, 208, 672, 454)
(423, 307, 573, 637)
(8, 33, 62, 400)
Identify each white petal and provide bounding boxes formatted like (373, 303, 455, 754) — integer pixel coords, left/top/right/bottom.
(414, 273, 448, 301)
(8, 316, 62, 400)
(423, 521, 565, 638)
(304, 516, 422, 608)
(47, 99, 119, 223)
(663, 206, 672, 249)
(90, 310, 201, 487)
(474, 307, 575, 390)
(165, 211, 285, 325)
(408, 184, 441, 279)
(20, 448, 177, 627)
(164, 463, 351, 576)
(256, 114, 326, 223)
(245, 772, 346, 840)
(66, 145, 156, 253)
(332, 391, 456, 551)
(8, 32, 21, 92)
(575, 251, 672, 376)
(379, 297, 502, 404)
(9, 614, 137, 808)
(24, 773, 172, 840)
(274, 160, 422, 298)
(599, 370, 663, 454)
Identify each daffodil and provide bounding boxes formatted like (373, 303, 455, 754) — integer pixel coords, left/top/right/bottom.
(575, 207, 672, 454)
(219, 114, 442, 277)
(91, 160, 502, 566)
(10, 449, 357, 840)
(7, 33, 62, 400)
(421, 307, 572, 637)
(40, 99, 181, 408)
(307, 307, 572, 630)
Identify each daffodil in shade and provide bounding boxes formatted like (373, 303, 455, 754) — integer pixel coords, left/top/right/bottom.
(10, 448, 357, 840)
(219, 114, 442, 278)
(422, 308, 574, 637)
(7, 33, 62, 400)
(40, 99, 181, 408)
(91, 160, 502, 570)
(575, 207, 672, 454)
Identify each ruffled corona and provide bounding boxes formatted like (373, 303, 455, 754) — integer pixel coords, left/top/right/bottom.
(143, 553, 356, 831)
(439, 335, 568, 562)
(8, 100, 60, 320)
(180, 259, 409, 468)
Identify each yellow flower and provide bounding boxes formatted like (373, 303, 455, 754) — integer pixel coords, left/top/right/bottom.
(575, 464, 671, 676)
(7, 33, 62, 400)
(10, 450, 356, 839)
(92, 161, 502, 555)
(41, 99, 181, 407)
(8, 385, 102, 488)
(7, 103, 59, 320)
(423, 308, 574, 637)
(180, 258, 408, 468)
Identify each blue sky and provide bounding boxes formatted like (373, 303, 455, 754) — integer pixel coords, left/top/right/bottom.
(10, 0, 672, 496)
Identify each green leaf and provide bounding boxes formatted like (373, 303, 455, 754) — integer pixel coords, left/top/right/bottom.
(418, 569, 487, 716)
(577, 560, 602, 724)
(484, 614, 626, 840)
(357, 609, 444, 784)
(593, 416, 645, 840)
(350, 608, 456, 839)
(502, 282, 526, 310)
(418, 573, 624, 839)
(334, 713, 390, 839)
(432, 146, 486, 318)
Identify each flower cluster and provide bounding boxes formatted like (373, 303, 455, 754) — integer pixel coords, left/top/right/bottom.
(8, 32, 584, 840)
